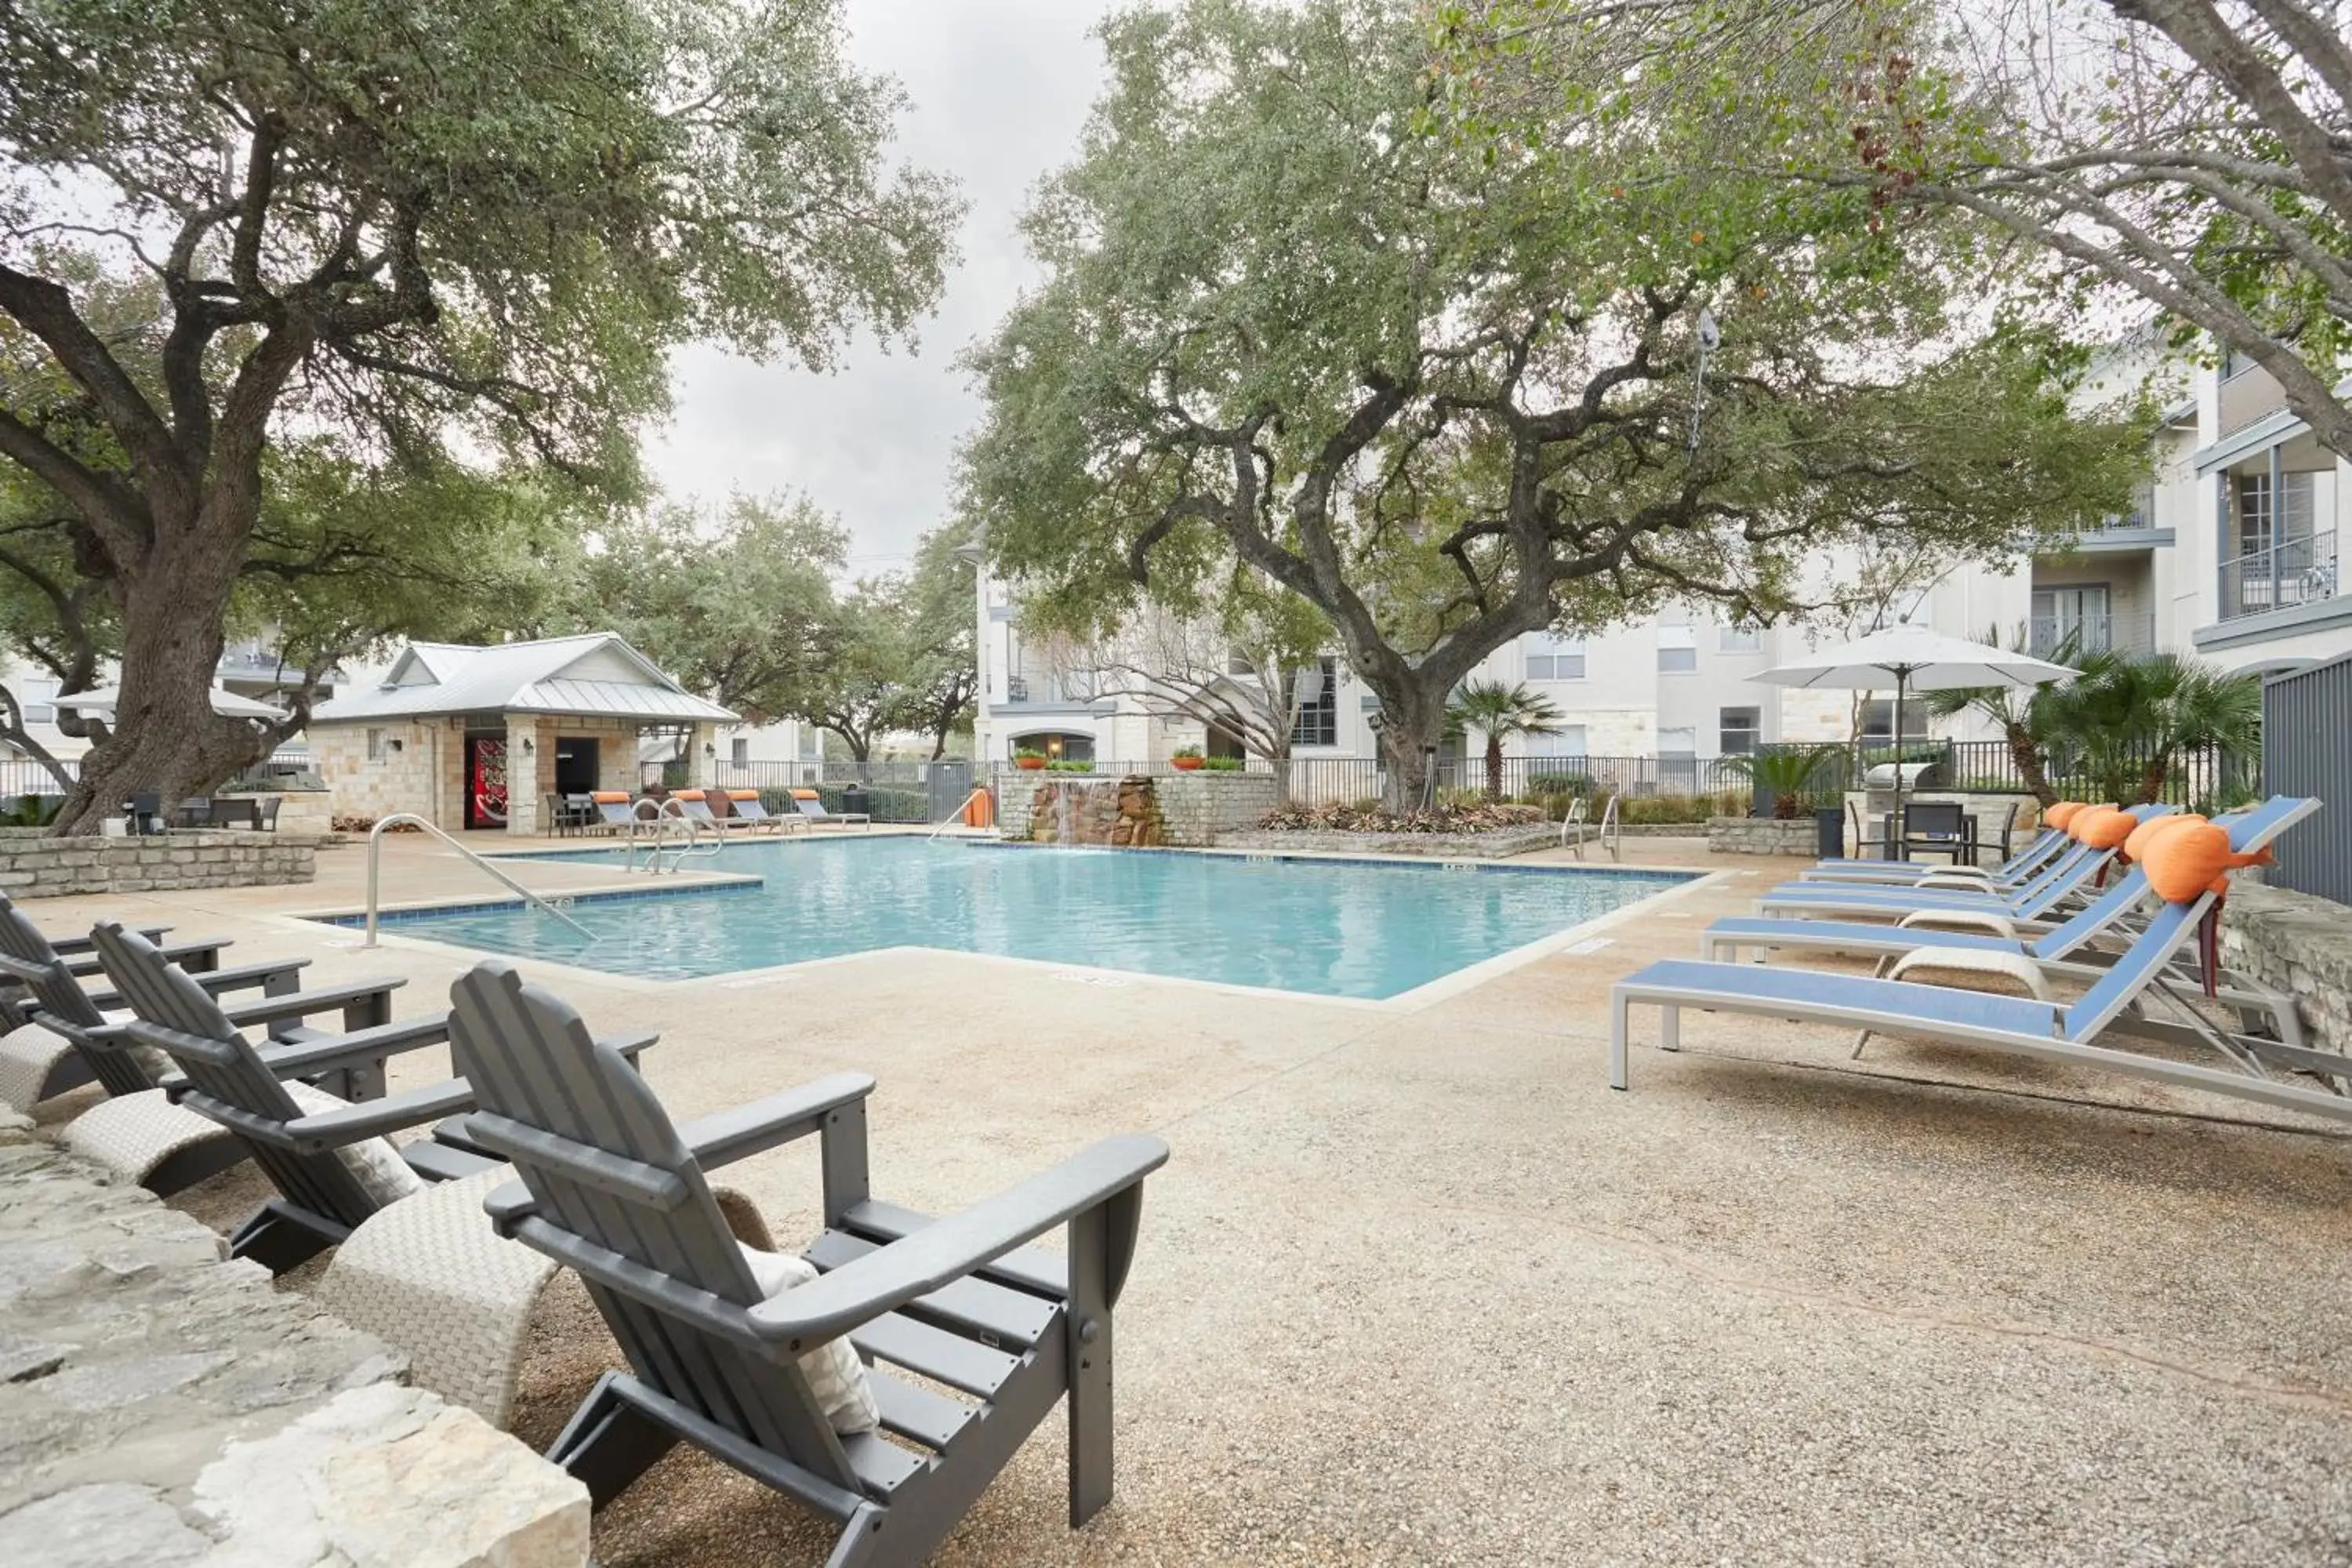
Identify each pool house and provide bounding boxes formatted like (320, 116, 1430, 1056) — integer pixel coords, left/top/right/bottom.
(306, 633, 738, 834)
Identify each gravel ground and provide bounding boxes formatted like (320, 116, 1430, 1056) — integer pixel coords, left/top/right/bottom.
(28, 837, 2352, 1565)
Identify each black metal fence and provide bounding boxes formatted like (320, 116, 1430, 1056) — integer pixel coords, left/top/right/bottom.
(2261, 653, 2350, 905)
(0, 757, 76, 799)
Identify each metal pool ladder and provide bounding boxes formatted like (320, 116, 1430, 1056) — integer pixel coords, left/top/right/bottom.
(362, 813, 597, 949)
(624, 800, 723, 874)
(926, 786, 992, 843)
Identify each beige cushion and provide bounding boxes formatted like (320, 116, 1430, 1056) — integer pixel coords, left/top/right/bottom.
(282, 1080, 426, 1207)
(740, 1243, 880, 1435)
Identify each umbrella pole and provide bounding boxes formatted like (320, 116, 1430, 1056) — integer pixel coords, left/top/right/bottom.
(1890, 668, 1907, 862)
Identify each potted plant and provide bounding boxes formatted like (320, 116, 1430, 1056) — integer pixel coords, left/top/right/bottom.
(1171, 746, 1205, 771)
(1014, 748, 1048, 771)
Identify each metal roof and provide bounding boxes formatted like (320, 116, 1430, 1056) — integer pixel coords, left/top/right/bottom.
(310, 633, 737, 725)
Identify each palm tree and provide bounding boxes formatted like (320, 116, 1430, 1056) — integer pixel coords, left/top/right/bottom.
(1446, 679, 1565, 800)
(1924, 626, 2118, 806)
(1715, 744, 1848, 818)
(2036, 652, 2261, 804)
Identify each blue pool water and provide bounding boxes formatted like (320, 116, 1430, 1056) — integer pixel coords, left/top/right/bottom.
(336, 840, 1692, 1000)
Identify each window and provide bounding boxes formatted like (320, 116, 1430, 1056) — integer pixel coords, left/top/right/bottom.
(1524, 635, 1585, 681)
(1535, 725, 1588, 759)
(1290, 655, 1338, 747)
(1658, 726, 1698, 757)
(2236, 470, 2316, 551)
(365, 727, 387, 761)
(1657, 625, 1697, 673)
(1718, 625, 1762, 653)
(18, 678, 55, 726)
(731, 736, 750, 768)
(1719, 708, 1760, 754)
(1860, 699, 1930, 743)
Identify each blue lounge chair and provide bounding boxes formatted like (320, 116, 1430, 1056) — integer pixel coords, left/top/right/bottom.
(790, 787, 870, 829)
(1612, 891, 2352, 1125)
(1799, 818, 2074, 886)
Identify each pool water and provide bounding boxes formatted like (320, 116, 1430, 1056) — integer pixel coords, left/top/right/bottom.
(339, 839, 1693, 1000)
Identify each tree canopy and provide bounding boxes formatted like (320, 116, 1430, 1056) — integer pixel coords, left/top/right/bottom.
(960, 0, 2150, 808)
(0, 0, 961, 826)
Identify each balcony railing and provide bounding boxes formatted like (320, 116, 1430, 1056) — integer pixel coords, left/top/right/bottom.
(1004, 675, 1029, 702)
(2222, 530, 2338, 620)
(2219, 363, 2288, 435)
(2024, 613, 2154, 659)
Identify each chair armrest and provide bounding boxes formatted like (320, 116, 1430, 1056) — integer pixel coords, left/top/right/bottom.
(51, 925, 169, 956)
(186, 957, 308, 996)
(748, 1134, 1169, 1344)
(278, 1077, 478, 1152)
(253, 1013, 452, 1078)
(219, 976, 403, 1029)
(676, 1072, 877, 1169)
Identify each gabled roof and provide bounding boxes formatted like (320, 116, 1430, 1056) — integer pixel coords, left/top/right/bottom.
(310, 633, 737, 725)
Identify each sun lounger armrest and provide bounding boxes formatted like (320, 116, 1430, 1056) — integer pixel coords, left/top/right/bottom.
(748, 1134, 1171, 1344)
(252, 1013, 453, 1078)
(218, 977, 405, 1029)
(278, 1077, 478, 1151)
(679, 1072, 877, 1169)
(50, 926, 169, 956)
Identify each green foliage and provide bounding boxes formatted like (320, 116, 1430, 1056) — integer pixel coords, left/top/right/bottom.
(811, 783, 927, 823)
(1447, 679, 1567, 800)
(1171, 745, 1205, 760)
(1045, 759, 1096, 773)
(1200, 756, 1245, 771)
(2035, 652, 2263, 805)
(1620, 792, 1747, 825)
(0, 793, 64, 827)
(1715, 744, 1847, 818)
(1528, 771, 1597, 797)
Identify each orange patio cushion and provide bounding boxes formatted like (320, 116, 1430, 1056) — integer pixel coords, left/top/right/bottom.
(790, 789, 822, 800)
(590, 791, 630, 804)
(728, 789, 760, 801)
(673, 789, 705, 801)
(2071, 805, 2135, 851)
(2143, 820, 2270, 903)
(2043, 800, 2087, 830)
(2124, 812, 2203, 866)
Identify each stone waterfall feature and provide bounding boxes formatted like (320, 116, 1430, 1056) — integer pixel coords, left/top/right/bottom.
(1027, 774, 1165, 847)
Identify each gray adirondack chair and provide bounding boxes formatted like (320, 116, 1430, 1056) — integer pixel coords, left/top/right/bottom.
(89, 920, 497, 1271)
(447, 959, 1170, 1567)
(0, 895, 229, 1105)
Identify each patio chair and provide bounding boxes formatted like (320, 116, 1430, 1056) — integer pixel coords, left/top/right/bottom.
(5, 909, 421, 1195)
(790, 786, 871, 830)
(255, 795, 281, 831)
(723, 788, 797, 833)
(447, 959, 1169, 1566)
(172, 795, 212, 829)
(1563, 793, 1618, 859)
(667, 788, 722, 826)
(1898, 800, 1971, 865)
(1844, 800, 1897, 861)
(1612, 880, 2352, 1127)
(89, 920, 488, 1268)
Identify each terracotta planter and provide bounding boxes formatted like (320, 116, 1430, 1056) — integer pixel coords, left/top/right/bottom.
(1014, 756, 1047, 770)
(1171, 757, 1204, 771)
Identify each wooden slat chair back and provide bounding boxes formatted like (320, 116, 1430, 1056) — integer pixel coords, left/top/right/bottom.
(88, 921, 380, 1240)
(448, 964, 870, 1498)
(0, 900, 140, 1093)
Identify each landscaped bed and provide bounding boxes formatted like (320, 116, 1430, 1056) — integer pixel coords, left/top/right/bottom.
(1232, 800, 1566, 858)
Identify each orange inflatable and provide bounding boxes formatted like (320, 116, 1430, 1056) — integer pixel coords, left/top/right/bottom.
(2070, 805, 2136, 851)
(2044, 800, 2087, 831)
(2123, 811, 2204, 866)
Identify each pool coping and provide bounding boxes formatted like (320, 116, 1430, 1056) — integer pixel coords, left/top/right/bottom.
(281, 839, 1733, 1011)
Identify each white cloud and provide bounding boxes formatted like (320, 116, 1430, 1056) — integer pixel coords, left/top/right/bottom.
(642, 0, 1116, 573)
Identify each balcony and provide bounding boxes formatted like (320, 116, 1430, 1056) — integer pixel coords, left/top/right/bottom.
(2024, 613, 2155, 659)
(2219, 363, 2288, 436)
(2221, 530, 2339, 621)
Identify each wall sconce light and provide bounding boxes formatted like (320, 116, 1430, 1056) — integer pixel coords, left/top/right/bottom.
(702, 742, 717, 757)
(387, 738, 404, 753)
(521, 737, 535, 756)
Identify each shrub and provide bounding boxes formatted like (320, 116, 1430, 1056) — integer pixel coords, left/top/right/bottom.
(1529, 771, 1596, 797)
(1257, 800, 1545, 834)
(809, 782, 929, 822)
(1045, 758, 1095, 773)
(1171, 744, 1203, 760)
(1200, 755, 1244, 771)
(0, 793, 64, 827)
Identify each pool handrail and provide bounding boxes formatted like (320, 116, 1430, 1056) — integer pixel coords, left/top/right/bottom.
(362, 813, 595, 949)
(927, 786, 993, 842)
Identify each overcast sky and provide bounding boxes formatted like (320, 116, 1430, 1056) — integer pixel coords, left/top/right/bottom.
(640, 1, 1118, 576)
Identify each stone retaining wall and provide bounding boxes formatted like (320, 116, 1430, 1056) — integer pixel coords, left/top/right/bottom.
(997, 771, 1279, 847)
(1218, 825, 1563, 858)
(2216, 880, 2352, 1057)
(0, 1111, 587, 1566)
(1707, 816, 1827, 856)
(0, 829, 319, 897)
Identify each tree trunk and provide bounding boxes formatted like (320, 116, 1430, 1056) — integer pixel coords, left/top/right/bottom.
(2136, 753, 2171, 805)
(55, 539, 263, 834)
(2004, 723, 2056, 808)
(1371, 681, 1447, 815)
(1484, 735, 1504, 801)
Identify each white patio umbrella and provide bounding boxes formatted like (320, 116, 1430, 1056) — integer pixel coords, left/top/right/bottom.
(57, 684, 288, 720)
(1754, 624, 2078, 858)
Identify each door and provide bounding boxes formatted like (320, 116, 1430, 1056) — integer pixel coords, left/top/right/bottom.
(464, 735, 509, 829)
(552, 736, 599, 796)
(2031, 585, 2109, 654)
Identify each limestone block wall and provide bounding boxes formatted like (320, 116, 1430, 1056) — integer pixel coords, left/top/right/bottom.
(0, 829, 318, 896)
(1706, 816, 1826, 855)
(1157, 772, 1279, 845)
(312, 720, 465, 830)
(2217, 880, 2352, 1057)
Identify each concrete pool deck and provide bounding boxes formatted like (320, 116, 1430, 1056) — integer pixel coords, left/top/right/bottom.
(20, 831, 2352, 1564)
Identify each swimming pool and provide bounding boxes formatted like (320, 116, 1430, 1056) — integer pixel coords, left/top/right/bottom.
(333, 839, 1693, 1000)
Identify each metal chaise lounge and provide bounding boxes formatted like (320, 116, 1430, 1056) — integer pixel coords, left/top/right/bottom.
(1707, 798, 2314, 982)
(1612, 890, 2352, 1125)
(1751, 808, 2172, 931)
(447, 959, 1169, 1567)
(790, 786, 871, 830)
(589, 791, 640, 834)
(722, 787, 798, 833)
(1798, 818, 2074, 887)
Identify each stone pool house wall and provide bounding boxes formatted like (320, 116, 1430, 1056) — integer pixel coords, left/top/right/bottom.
(308, 634, 735, 836)
(0, 827, 320, 897)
